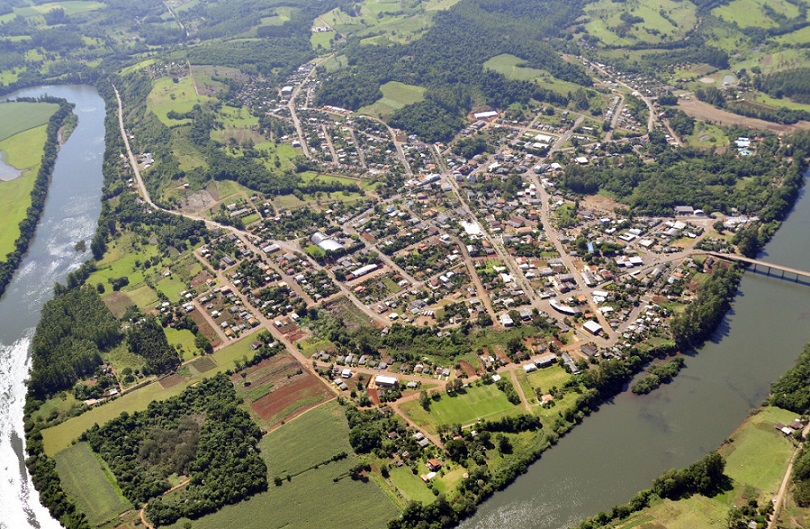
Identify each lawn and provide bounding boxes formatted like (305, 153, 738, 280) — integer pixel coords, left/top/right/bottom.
(163, 401, 399, 529)
(400, 383, 517, 434)
(165, 327, 197, 359)
(53, 442, 132, 526)
(42, 335, 262, 455)
(387, 465, 436, 505)
(359, 81, 426, 119)
(525, 365, 572, 394)
(0, 102, 58, 142)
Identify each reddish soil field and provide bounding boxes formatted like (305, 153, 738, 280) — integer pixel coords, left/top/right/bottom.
(189, 271, 212, 288)
(159, 373, 187, 389)
(189, 356, 216, 373)
(189, 310, 222, 348)
(102, 292, 134, 318)
(459, 360, 478, 378)
(250, 371, 332, 426)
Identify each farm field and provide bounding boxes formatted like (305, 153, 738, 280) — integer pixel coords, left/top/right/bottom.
(0, 102, 58, 141)
(41, 335, 263, 455)
(400, 382, 517, 435)
(234, 352, 335, 429)
(616, 406, 798, 528)
(53, 442, 131, 527)
(0, 123, 51, 257)
(163, 401, 399, 529)
(359, 81, 426, 119)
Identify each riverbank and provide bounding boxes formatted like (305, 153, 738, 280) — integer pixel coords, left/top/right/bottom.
(0, 85, 106, 529)
(0, 97, 75, 299)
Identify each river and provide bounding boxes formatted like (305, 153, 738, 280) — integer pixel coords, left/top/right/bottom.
(0, 86, 807, 529)
(461, 175, 810, 529)
(0, 85, 105, 529)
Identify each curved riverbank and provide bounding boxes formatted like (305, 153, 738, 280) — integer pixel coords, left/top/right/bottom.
(0, 85, 105, 529)
(460, 175, 810, 529)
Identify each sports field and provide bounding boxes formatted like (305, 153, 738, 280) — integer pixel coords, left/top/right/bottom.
(400, 382, 517, 434)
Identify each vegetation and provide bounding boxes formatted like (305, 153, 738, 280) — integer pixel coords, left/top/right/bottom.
(769, 343, 810, 415)
(0, 97, 74, 299)
(631, 357, 686, 395)
(83, 374, 267, 527)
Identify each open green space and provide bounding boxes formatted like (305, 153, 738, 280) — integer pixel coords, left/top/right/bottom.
(483, 54, 587, 95)
(712, 0, 798, 29)
(386, 465, 437, 505)
(583, 0, 698, 46)
(400, 382, 517, 435)
(0, 124, 50, 257)
(147, 76, 211, 126)
(0, 102, 58, 142)
(42, 335, 261, 456)
(359, 81, 426, 119)
(616, 406, 798, 528)
(53, 442, 132, 526)
(525, 365, 571, 394)
(165, 327, 197, 360)
(164, 400, 399, 529)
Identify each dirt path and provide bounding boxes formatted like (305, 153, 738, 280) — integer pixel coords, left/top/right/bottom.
(768, 422, 810, 528)
(510, 370, 531, 412)
(678, 98, 810, 134)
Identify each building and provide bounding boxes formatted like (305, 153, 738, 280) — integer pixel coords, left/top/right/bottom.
(674, 205, 694, 216)
(583, 320, 604, 336)
(375, 375, 398, 388)
(534, 353, 557, 368)
(311, 231, 344, 252)
(473, 110, 498, 120)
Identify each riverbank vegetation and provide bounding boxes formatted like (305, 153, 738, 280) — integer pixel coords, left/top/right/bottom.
(631, 357, 685, 395)
(0, 97, 74, 299)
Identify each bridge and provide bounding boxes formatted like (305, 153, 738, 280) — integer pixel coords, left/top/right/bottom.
(704, 251, 810, 284)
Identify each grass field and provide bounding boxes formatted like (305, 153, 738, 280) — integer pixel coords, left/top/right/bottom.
(713, 0, 797, 29)
(359, 81, 426, 119)
(616, 406, 798, 528)
(147, 76, 211, 126)
(0, 102, 58, 142)
(483, 53, 589, 96)
(163, 401, 399, 529)
(685, 121, 728, 149)
(42, 335, 262, 455)
(0, 124, 51, 257)
(53, 442, 131, 526)
(400, 383, 517, 434)
(583, 0, 698, 46)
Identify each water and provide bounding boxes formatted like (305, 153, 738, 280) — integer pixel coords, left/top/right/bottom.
(0, 85, 105, 529)
(0, 152, 23, 182)
(461, 177, 810, 529)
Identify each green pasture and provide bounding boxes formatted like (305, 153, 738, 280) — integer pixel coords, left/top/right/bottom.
(164, 401, 399, 529)
(584, 0, 698, 46)
(359, 81, 426, 119)
(0, 102, 58, 142)
(712, 0, 795, 28)
(165, 327, 197, 360)
(53, 442, 132, 526)
(27, 1, 105, 16)
(617, 406, 798, 529)
(311, 30, 335, 50)
(147, 76, 211, 126)
(400, 383, 518, 435)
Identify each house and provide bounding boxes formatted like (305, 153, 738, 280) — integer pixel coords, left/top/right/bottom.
(580, 343, 599, 357)
(499, 313, 514, 327)
(251, 341, 262, 350)
(427, 459, 443, 471)
(534, 353, 557, 368)
(341, 368, 352, 378)
(523, 363, 538, 373)
(562, 352, 580, 374)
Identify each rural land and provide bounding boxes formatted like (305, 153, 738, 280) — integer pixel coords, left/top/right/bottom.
(2, 0, 810, 529)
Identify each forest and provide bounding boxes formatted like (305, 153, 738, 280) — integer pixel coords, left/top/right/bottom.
(27, 285, 122, 399)
(754, 68, 810, 104)
(83, 374, 267, 527)
(316, 0, 590, 141)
